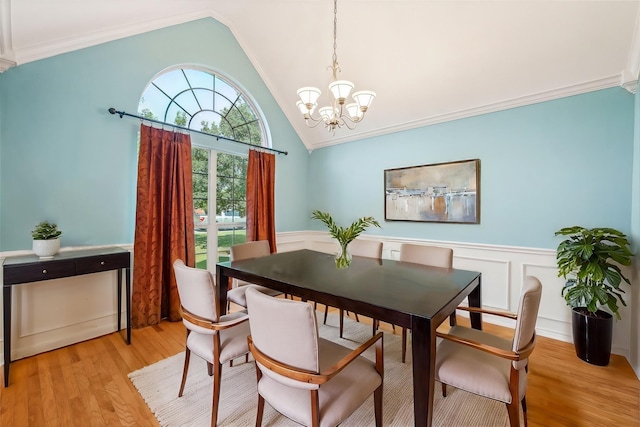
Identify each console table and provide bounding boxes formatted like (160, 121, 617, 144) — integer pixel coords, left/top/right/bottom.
(2, 247, 131, 387)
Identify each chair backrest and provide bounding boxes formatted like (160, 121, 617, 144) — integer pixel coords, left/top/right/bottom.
(246, 287, 320, 373)
(349, 239, 383, 259)
(399, 243, 453, 268)
(173, 259, 219, 323)
(230, 240, 271, 261)
(512, 276, 543, 358)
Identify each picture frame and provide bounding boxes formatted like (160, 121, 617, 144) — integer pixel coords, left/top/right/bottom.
(384, 159, 480, 223)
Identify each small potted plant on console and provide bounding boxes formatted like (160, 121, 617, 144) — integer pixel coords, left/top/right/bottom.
(31, 221, 62, 259)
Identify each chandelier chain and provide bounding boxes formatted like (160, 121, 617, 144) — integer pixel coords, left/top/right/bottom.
(332, 0, 338, 66)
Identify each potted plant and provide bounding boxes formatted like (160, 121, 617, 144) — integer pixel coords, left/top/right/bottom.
(31, 221, 62, 259)
(555, 226, 633, 366)
(311, 210, 381, 269)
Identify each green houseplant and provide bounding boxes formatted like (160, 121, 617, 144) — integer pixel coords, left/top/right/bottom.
(311, 210, 381, 268)
(555, 226, 633, 365)
(31, 221, 62, 258)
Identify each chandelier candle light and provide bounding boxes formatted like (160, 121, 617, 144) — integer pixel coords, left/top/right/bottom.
(296, 0, 376, 134)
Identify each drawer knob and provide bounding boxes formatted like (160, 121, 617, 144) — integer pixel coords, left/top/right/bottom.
(100, 261, 105, 265)
(42, 269, 47, 274)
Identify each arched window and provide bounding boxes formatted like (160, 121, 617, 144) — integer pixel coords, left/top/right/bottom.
(138, 67, 268, 269)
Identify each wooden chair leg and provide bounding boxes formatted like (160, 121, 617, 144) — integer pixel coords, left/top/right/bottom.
(229, 359, 233, 367)
(441, 383, 447, 397)
(401, 327, 407, 363)
(310, 389, 320, 427)
(255, 394, 265, 427)
(374, 384, 383, 427)
(522, 396, 528, 427)
(208, 362, 214, 376)
(372, 319, 377, 336)
(211, 362, 222, 427)
(339, 309, 344, 338)
(178, 347, 191, 397)
(323, 305, 329, 324)
(505, 400, 520, 427)
(245, 354, 249, 363)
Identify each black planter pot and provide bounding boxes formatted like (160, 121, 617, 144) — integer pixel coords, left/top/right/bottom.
(572, 308, 613, 366)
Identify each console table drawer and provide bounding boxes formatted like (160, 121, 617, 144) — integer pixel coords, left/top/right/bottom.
(76, 252, 130, 275)
(4, 261, 75, 284)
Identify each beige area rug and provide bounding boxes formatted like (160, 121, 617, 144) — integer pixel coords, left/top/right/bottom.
(129, 313, 518, 426)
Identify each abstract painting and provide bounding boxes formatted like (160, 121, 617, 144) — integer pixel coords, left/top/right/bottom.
(384, 159, 480, 223)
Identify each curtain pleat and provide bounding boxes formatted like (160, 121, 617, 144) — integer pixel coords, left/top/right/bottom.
(132, 124, 195, 328)
(246, 149, 276, 253)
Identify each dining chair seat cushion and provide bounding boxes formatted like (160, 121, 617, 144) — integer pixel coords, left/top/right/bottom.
(257, 337, 382, 427)
(186, 314, 251, 365)
(435, 325, 526, 404)
(227, 283, 282, 307)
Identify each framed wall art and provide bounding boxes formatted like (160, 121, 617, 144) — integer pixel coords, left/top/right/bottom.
(384, 159, 480, 224)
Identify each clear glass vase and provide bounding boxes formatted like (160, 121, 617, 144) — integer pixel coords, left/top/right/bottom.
(335, 243, 352, 269)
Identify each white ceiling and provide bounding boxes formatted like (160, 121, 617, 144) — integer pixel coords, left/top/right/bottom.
(1, 0, 639, 151)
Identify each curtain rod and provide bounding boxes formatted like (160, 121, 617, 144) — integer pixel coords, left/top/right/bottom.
(107, 107, 288, 156)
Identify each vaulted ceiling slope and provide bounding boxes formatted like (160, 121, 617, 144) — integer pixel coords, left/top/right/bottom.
(1, 1, 639, 151)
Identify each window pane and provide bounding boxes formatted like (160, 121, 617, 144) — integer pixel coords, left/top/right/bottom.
(174, 90, 200, 116)
(192, 147, 208, 227)
(217, 226, 246, 263)
(195, 229, 208, 269)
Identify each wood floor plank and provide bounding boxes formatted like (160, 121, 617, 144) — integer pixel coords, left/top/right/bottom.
(1, 312, 637, 427)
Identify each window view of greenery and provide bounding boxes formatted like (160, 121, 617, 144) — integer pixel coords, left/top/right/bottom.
(138, 68, 264, 269)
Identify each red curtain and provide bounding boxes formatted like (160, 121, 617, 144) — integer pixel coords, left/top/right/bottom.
(132, 124, 195, 328)
(246, 149, 276, 252)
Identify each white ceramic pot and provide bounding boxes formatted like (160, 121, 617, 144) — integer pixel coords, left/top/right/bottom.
(32, 238, 61, 258)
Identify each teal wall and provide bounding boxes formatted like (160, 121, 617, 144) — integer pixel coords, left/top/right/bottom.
(0, 18, 309, 251)
(631, 89, 640, 374)
(0, 17, 636, 253)
(308, 88, 635, 249)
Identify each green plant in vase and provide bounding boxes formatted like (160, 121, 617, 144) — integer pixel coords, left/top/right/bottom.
(311, 210, 381, 269)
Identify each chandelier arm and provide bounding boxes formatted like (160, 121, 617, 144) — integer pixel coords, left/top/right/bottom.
(338, 117, 357, 130)
(302, 114, 327, 128)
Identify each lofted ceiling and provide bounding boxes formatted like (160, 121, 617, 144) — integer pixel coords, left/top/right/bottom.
(1, 0, 639, 151)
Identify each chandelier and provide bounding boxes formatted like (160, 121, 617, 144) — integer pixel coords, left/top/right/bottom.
(296, 0, 376, 134)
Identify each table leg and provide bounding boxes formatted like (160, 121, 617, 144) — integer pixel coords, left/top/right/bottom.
(215, 266, 229, 316)
(411, 316, 435, 427)
(3, 286, 11, 387)
(468, 276, 482, 330)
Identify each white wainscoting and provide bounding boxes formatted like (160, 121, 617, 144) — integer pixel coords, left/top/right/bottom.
(0, 235, 633, 367)
(276, 231, 632, 361)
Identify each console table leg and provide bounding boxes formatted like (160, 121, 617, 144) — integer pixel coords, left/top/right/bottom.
(126, 267, 131, 344)
(3, 286, 12, 387)
(117, 268, 122, 334)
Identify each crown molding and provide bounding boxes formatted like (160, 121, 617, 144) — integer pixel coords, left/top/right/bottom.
(13, 9, 214, 65)
(0, 0, 15, 72)
(621, 4, 640, 94)
(308, 75, 624, 151)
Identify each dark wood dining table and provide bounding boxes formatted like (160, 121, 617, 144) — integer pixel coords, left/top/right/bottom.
(216, 249, 482, 427)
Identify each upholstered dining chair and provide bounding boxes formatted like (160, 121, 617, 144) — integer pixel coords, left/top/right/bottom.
(245, 287, 384, 427)
(435, 276, 543, 427)
(322, 239, 383, 338)
(397, 243, 454, 363)
(173, 259, 251, 427)
(226, 240, 281, 309)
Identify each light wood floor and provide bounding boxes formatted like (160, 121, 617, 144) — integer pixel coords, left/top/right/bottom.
(1, 306, 638, 427)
